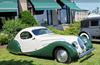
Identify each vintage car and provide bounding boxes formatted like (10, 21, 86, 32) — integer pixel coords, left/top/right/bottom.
(7, 26, 94, 63)
(79, 14, 100, 41)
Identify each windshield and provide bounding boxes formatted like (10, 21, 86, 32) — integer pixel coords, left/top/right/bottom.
(32, 28, 53, 35)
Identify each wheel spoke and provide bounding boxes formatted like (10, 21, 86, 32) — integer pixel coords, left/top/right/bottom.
(56, 49, 68, 63)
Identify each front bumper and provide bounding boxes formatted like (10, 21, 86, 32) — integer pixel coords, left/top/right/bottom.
(79, 48, 95, 58)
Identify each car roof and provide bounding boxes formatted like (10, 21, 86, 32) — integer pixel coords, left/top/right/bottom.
(81, 14, 100, 22)
(86, 14, 100, 19)
(82, 17, 100, 21)
(21, 26, 46, 31)
(87, 14, 100, 18)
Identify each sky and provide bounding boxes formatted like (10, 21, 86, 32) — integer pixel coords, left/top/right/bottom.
(74, 0, 100, 11)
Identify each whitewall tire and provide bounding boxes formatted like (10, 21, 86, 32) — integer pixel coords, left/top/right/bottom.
(80, 33, 90, 40)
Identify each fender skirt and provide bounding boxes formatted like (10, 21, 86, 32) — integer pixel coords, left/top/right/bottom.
(7, 40, 21, 54)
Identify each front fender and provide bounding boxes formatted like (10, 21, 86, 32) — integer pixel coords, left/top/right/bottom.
(30, 41, 78, 58)
(53, 41, 78, 58)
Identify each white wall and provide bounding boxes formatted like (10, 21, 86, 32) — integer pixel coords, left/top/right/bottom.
(75, 11, 89, 21)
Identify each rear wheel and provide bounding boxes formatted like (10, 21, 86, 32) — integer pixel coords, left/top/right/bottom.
(54, 48, 71, 63)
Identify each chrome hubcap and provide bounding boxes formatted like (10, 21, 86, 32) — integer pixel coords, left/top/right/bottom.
(56, 49, 68, 63)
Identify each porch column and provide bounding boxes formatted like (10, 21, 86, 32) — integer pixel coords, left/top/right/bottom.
(19, 0, 28, 11)
(52, 10, 58, 25)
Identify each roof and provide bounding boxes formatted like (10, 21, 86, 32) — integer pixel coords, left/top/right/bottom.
(0, 0, 18, 12)
(61, 0, 80, 10)
(21, 26, 46, 31)
(30, 0, 61, 10)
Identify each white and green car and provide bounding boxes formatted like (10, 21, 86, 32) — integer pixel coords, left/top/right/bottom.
(7, 26, 94, 63)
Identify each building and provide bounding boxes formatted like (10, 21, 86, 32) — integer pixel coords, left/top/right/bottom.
(28, 0, 61, 26)
(0, 0, 19, 19)
(0, 0, 19, 29)
(0, 0, 81, 27)
(56, 0, 81, 24)
(19, 0, 80, 25)
(74, 10, 89, 21)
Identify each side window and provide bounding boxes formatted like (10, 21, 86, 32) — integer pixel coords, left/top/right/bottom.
(20, 31, 32, 39)
(81, 20, 89, 28)
(90, 20, 99, 26)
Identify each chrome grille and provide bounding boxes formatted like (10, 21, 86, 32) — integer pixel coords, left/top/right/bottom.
(78, 38, 84, 49)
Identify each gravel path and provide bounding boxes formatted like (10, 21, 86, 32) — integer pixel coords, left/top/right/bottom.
(0, 45, 7, 48)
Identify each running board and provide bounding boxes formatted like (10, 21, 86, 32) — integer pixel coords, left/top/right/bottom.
(92, 39, 100, 42)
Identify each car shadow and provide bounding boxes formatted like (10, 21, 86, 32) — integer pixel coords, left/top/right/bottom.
(28, 55, 54, 61)
(11, 52, 95, 64)
(0, 59, 34, 65)
(11, 53, 54, 61)
(79, 53, 94, 63)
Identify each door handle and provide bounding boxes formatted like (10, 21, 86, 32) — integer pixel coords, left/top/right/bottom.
(32, 38, 35, 40)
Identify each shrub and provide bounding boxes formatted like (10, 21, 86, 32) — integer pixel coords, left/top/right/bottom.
(48, 22, 80, 35)
(21, 11, 39, 26)
(64, 22, 80, 35)
(48, 26, 65, 35)
(2, 19, 29, 38)
(0, 33, 9, 45)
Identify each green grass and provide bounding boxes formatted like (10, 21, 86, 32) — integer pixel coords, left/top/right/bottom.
(0, 43, 100, 65)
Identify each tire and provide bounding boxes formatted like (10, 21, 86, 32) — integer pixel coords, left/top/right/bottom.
(79, 33, 91, 40)
(54, 48, 71, 63)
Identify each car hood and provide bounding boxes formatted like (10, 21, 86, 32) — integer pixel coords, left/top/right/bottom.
(36, 34, 78, 44)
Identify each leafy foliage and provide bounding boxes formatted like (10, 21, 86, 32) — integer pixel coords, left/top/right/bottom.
(21, 11, 39, 26)
(2, 19, 29, 38)
(65, 22, 80, 35)
(0, 33, 9, 45)
(0, 11, 40, 45)
(48, 26, 65, 35)
(48, 22, 80, 35)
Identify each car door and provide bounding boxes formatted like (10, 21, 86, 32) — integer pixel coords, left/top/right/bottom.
(31, 28, 55, 50)
(17, 31, 37, 52)
(89, 19, 100, 36)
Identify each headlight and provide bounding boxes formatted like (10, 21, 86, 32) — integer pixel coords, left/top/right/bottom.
(72, 41, 78, 48)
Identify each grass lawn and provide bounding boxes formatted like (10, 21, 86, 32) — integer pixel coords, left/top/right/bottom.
(0, 43, 100, 65)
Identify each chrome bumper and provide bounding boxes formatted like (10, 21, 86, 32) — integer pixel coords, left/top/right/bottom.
(79, 48, 95, 58)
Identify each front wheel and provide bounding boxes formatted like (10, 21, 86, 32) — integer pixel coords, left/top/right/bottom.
(54, 48, 71, 63)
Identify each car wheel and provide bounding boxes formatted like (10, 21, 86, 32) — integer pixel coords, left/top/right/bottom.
(79, 33, 91, 40)
(54, 48, 71, 63)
